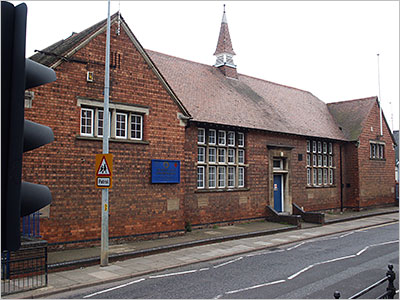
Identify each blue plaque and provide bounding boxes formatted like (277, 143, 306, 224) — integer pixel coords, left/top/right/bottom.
(151, 160, 180, 183)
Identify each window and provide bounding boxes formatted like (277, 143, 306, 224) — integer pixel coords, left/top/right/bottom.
(238, 167, 244, 187)
(209, 166, 216, 188)
(198, 147, 205, 163)
(80, 108, 93, 136)
(218, 166, 226, 188)
(228, 148, 235, 164)
(218, 148, 226, 164)
(130, 114, 142, 140)
(273, 159, 283, 169)
(198, 128, 205, 144)
(197, 128, 245, 189)
(238, 149, 245, 164)
(370, 142, 385, 159)
(307, 139, 335, 187)
(209, 147, 216, 163)
(238, 133, 244, 147)
(115, 112, 127, 138)
(78, 99, 146, 141)
(227, 131, 235, 146)
(218, 131, 226, 146)
(209, 129, 216, 145)
(197, 167, 205, 189)
(228, 166, 235, 187)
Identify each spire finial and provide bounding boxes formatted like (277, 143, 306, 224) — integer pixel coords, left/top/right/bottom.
(223, 4, 225, 13)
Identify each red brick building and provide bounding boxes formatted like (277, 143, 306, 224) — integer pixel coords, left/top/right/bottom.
(24, 11, 396, 248)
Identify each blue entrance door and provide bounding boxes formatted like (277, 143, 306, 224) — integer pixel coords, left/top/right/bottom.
(273, 175, 283, 212)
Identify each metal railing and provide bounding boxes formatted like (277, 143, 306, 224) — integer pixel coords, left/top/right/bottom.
(1, 238, 48, 296)
(334, 264, 397, 299)
(22, 211, 41, 238)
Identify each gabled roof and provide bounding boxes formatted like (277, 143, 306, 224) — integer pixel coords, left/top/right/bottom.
(29, 13, 191, 118)
(147, 50, 346, 141)
(327, 97, 377, 141)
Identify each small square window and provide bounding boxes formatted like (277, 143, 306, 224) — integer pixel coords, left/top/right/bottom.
(209, 129, 216, 145)
(218, 131, 226, 146)
(273, 159, 283, 169)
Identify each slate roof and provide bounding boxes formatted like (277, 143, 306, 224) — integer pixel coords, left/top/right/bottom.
(29, 12, 351, 141)
(327, 97, 377, 141)
(214, 10, 235, 56)
(147, 50, 346, 141)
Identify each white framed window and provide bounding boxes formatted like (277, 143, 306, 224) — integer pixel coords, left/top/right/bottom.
(273, 159, 283, 169)
(198, 147, 205, 163)
(197, 166, 205, 189)
(323, 155, 328, 167)
(318, 155, 322, 167)
(238, 167, 244, 187)
(97, 110, 111, 138)
(312, 141, 317, 153)
(329, 143, 333, 154)
(228, 166, 235, 188)
(306, 140, 311, 152)
(209, 129, 216, 145)
(80, 108, 94, 136)
(329, 156, 333, 167)
(318, 168, 322, 185)
(198, 128, 205, 144)
(209, 166, 216, 188)
(329, 169, 334, 185)
(227, 131, 235, 146)
(115, 112, 127, 138)
(228, 148, 235, 164)
(238, 149, 245, 164)
(218, 131, 226, 146)
(307, 168, 311, 185)
(208, 147, 216, 163)
(323, 142, 327, 154)
(323, 168, 328, 185)
(130, 114, 143, 140)
(370, 142, 385, 159)
(313, 168, 317, 185)
(238, 132, 244, 147)
(218, 148, 226, 164)
(318, 141, 322, 153)
(218, 166, 226, 188)
(313, 154, 317, 167)
(306, 154, 311, 166)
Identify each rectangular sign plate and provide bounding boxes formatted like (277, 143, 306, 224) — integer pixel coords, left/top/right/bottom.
(151, 159, 180, 183)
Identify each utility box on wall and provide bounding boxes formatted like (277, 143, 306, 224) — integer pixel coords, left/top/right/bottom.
(151, 160, 180, 183)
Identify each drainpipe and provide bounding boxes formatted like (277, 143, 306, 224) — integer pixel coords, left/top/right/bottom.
(339, 144, 343, 212)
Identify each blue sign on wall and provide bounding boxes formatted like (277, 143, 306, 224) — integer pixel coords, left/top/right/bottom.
(151, 160, 180, 183)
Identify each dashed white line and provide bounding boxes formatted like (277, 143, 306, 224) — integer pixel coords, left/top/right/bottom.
(148, 269, 198, 279)
(225, 279, 286, 295)
(213, 257, 243, 268)
(83, 278, 145, 298)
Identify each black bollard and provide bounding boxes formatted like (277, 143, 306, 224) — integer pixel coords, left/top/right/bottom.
(333, 291, 341, 299)
(386, 264, 396, 299)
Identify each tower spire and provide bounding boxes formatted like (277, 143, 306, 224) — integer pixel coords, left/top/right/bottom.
(214, 4, 236, 68)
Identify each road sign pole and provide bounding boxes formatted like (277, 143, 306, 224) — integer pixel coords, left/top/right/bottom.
(101, 0, 111, 267)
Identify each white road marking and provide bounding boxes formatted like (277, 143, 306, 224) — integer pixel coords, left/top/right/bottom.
(148, 269, 198, 279)
(225, 279, 286, 295)
(213, 257, 243, 268)
(287, 242, 306, 251)
(83, 278, 145, 298)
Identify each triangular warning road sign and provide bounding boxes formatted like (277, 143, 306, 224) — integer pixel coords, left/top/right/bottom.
(96, 156, 111, 176)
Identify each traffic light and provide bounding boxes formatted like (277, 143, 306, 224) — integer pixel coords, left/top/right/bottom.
(1, 1, 57, 251)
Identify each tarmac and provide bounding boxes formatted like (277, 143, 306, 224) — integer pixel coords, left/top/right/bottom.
(3, 205, 399, 299)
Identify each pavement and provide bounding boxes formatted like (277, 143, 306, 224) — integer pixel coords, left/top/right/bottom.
(3, 205, 399, 299)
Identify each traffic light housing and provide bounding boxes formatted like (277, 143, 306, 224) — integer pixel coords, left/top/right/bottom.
(1, 1, 57, 251)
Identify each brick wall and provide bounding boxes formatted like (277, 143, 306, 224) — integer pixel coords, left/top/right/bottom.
(183, 124, 343, 227)
(23, 23, 187, 247)
(356, 102, 396, 208)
